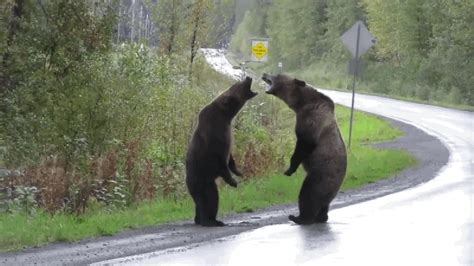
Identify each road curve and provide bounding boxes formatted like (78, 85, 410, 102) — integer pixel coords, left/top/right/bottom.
(95, 53, 473, 265)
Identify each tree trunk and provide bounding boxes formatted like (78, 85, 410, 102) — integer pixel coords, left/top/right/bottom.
(117, 0, 121, 44)
(138, 5, 142, 42)
(189, 0, 204, 78)
(130, 0, 135, 43)
(166, 0, 178, 55)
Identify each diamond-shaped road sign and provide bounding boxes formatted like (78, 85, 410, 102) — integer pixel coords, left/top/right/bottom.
(341, 21, 376, 58)
(250, 38, 269, 62)
(340, 21, 376, 149)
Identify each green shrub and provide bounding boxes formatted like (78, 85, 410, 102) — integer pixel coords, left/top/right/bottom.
(3, 41, 295, 214)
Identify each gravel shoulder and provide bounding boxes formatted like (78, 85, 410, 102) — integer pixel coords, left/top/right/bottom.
(0, 117, 449, 266)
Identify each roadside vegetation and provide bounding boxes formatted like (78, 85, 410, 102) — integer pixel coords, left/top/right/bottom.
(1, 1, 415, 251)
(0, 88, 416, 251)
(230, 0, 473, 110)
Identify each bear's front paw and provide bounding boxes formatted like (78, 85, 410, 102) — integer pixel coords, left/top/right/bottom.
(284, 168, 294, 176)
(233, 169, 243, 177)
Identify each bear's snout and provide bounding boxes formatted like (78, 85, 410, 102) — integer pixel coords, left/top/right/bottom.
(262, 73, 274, 94)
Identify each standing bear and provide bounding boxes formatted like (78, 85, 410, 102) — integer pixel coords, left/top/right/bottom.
(262, 73, 347, 225)
(186, 77, 257, 226)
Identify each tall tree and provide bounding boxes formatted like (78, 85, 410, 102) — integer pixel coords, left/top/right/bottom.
(421, 0, 474, 105)
(188, 0, 213, 76)
(1, 0, 25, 96)
(229, 0, 271, 59)
(322, 0, 364, 62)
(148, 0, 185, 55)
(208, 0, 236, 48)
(2, 0, 117, 166)
(267, 0, 328, 69)
(362, 0, 430, 65)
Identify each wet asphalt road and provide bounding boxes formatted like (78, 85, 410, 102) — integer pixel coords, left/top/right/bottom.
(96, 91, 474, 265)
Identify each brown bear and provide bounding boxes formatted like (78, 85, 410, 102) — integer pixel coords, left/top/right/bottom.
(262, 73, 347, 225)
(186, 76, 257, 226)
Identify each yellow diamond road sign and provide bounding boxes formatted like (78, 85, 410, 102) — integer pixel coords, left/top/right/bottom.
(252, 43, 267, 59)
(251, 39, 269, 62)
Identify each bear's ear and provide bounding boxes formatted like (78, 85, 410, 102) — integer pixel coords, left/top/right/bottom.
(294, 79, 306, 88)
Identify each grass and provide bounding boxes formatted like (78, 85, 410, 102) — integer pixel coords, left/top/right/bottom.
(0, 200, 194, 250)
(221, 145, 414, 213)
(0, 104, 417, 252)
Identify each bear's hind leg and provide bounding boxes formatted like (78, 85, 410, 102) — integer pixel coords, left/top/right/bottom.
(186, 177, 202, 225)
(200, 180, 225, 227)
(314, 205, 329, 223)
(194, 205, 201, 225)
(289, 176, 320, 225)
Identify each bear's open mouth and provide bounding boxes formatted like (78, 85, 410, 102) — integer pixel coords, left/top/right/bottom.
(261, 74, 273, 93)
(262, 76, 272, 85)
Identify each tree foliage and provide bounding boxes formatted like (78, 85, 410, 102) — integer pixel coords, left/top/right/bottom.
(229, 0, 271, 59)
(1, 0, 283, 214)
(230, 0, 473, 106)
(145, 0, 236, 75)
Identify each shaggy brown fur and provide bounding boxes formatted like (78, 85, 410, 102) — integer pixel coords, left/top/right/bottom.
(186, 77, 257, 226)
(262, 73, 347, 225)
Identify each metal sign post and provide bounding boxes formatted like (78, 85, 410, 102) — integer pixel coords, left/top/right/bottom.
(340, 21, 376, 148)
(348, 23, 361, 148)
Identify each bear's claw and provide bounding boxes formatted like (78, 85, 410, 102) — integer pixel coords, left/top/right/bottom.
(284, 168, 295, 176)
(228, 180, 238, 187)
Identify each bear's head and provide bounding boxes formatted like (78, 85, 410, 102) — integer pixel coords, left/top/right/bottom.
(262, 73, 306, 109)
(218, 76, 257, 117)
